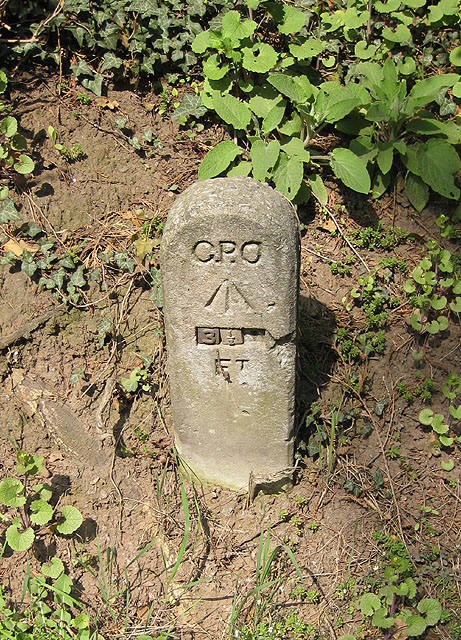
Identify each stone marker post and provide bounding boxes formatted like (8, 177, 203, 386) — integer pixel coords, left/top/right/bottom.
(161, 177, 299, 491)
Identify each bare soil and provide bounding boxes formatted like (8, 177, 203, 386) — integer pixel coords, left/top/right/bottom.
(0, 71, 459, 640)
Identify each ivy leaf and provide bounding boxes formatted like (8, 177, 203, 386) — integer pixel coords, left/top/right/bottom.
(330, 148, 370, 194)
(0, 198, 21, 222)
(56, 505, 83, 535)
(114, 252, 136, 273)
(242, 43, 278, 73)
(273, 153, 303, 200)
(100, 52, 123, 72)
(69, 265, 86, 288)
(0, 478, 26, 507)
(251, 139, 280, 182)
(211, 94, 251, 130)
(6, 520, 34, 551)
(172, 94, 207, 121)
(419, 140, 460, 200)
(198, 140, 242, 180)
(30, 499, 54, 526)
(406, 173, 429, 211)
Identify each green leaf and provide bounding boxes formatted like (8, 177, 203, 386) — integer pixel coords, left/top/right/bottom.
(280, 137, 310, 162)
(372, 607, 395, 628)
(308, 174, 328, 205)
(262, 100, 286, 134)
(403, 615, 427, 636)
(42, 557, 65, 579)
(354, 41, 377, 59)
(268, 74, 312, 103)
(278, 5, 306, 34)
(1, 115, 17, 138)
(376, 142, 393, 175)
(449, 297, 461, 312)
(6, 520, 34, 551)
(100, 52, 122, 72)
(192, 30, 221, 54)
(330, 148, 370, 194)
(248, 86, 282, 117)
(431, 295, 447, 310)
(419, 409, 434, 425)
(431, 414, 449, 434)
(449, 404, 461, 419)
(212, 94, 251, 130)
(406, 118, 461, 145)
(450, 46, 461, 66)
(221, 11, 256, 43)
(0, 478, 26, 507)
(172, 94, 207, 121)
(30, 499, 54, 526)
(81, 74, 103, 97)
(14, 155, 35, 175)
(242, 43, 278, 73)
(441, 458, 454, 471)
(251, 139, 280, 181)
(56, 505, 83, 534)
(203, 54, 229, 81)
(0, 198, 21, 222)
(273, 153, 304, 200)
(69, 265, 86, 288)
(382, 24, 411, 43)
(417, 598, 442, 625)
(409, 73, 460, 101)
(289, 38, 324, 60)
(0, 69, 7, 93)
(419, 140, 460, 200)
(198, 140, 242, 180)
(16, 451, 43, 475)
(227, 160, 252, 177)
(360, 592, 381, 615)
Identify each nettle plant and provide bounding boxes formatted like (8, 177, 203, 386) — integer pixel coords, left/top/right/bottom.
(187, 3, 461, 205)
(0, 70, 35, 177)
(0, 450, 83, 552)
(404, 241, 460, 336)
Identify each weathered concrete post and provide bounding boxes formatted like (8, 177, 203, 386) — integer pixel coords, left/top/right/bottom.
(161, 177, 299, 491)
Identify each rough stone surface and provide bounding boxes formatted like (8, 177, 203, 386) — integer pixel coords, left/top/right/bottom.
(161, 177, 299, 490)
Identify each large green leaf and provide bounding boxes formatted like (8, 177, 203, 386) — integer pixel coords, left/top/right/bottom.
(268, 74, 312, 103)
(278, 5, 307, 34)
(409, 73, 459, 100)
(221, 11, 256, 44)
(273, 153, 304, 200)
(212, 94, 251, 130)
(317, 83, 369, 123)
(289, 38, 324, 60)
(251, 139, 280, 181)
(6, 520, 34, 551)
(30, 499, 54, 526)
(248, 86, 282, 117)
(330, 148, 370, 194)
(262, 100, 286, 134)
(198, 141, 242, 180)
(406, 173, 429, 211)
(192, 30, 221, 54)
(242, 43, 278, 73)
(417, 599, 442, 626)
(419, 139, 460, 200)
(407, 118, 461, 145)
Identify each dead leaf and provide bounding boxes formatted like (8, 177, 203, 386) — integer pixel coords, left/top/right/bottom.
(144, 102, 156, 112)
(133, 236, 159, 260)
(317, 218, 336, 233)
(3, 238, 38, 256)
